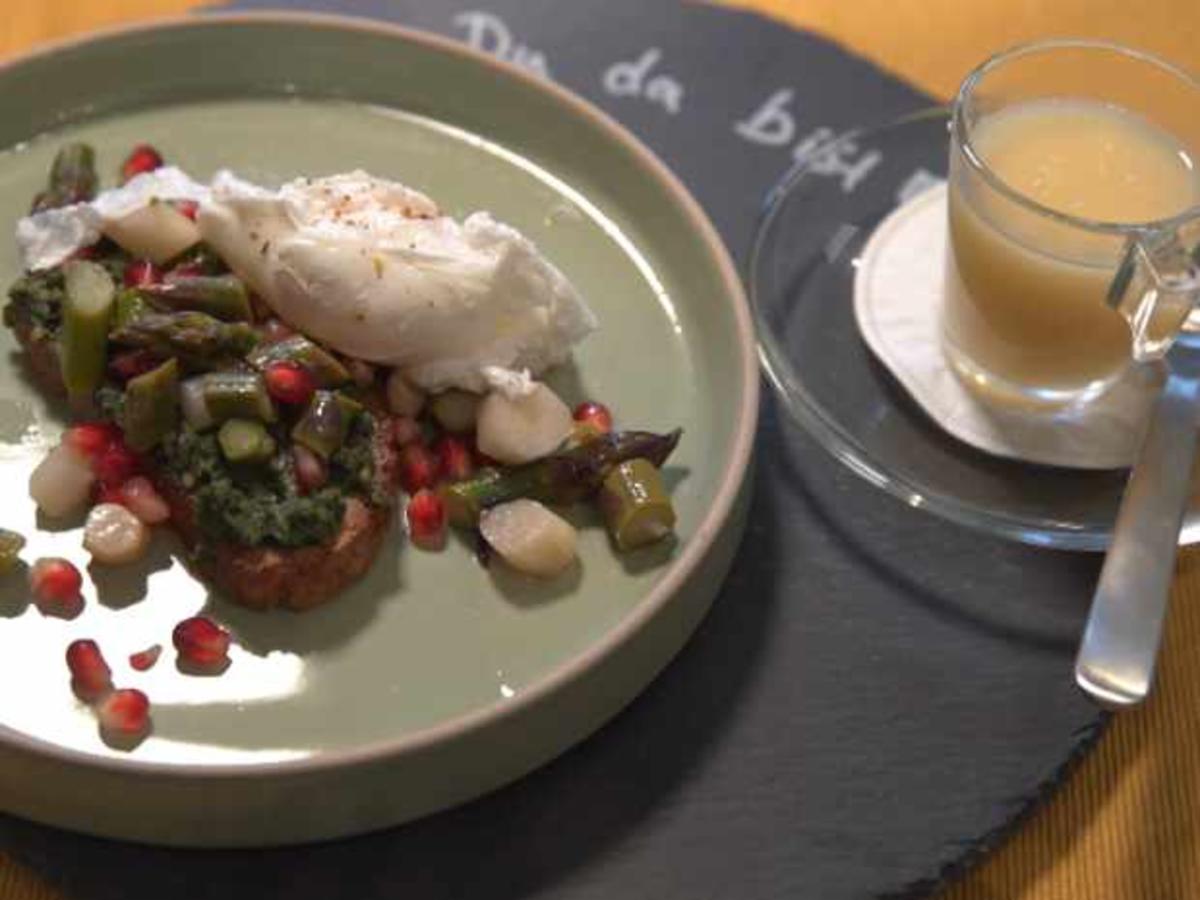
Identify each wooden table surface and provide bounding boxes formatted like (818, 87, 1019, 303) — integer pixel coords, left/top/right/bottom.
(2, 2, 1198, 899)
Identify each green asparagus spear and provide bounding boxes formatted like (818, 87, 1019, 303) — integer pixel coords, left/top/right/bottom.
(31, 143, 98, 213)
(201, 372, 277, 425)
(292, 390, 363, 459)
(110, 311, 260, 369)
(248, 335, 350, 387)
(112, 288, 149, 331)
(121, 358, 179, 451)
(140, 274, 253, 322)
(599, 458, 677, 550)
(218, 418, 276, 464)
(60, 260, 116, 405)
(440, 429, 682, 527)
(0, 529, 26, 574)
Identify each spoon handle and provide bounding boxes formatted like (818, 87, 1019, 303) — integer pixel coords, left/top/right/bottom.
(1075, 370, 1200, 708)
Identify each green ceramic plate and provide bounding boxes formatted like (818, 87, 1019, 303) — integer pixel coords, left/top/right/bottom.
(0, 13, 756, 846)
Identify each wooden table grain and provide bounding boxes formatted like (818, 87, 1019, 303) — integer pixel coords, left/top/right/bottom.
(3, 2, 1198, 899)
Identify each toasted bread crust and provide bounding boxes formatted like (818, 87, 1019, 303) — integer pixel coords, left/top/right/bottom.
(10, 314, 65, 399)
(157, 474, 392, 611)
(10, 321, 399, 611)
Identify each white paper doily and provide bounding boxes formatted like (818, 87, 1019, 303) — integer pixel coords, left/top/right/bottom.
(853, 183, 1159, 470)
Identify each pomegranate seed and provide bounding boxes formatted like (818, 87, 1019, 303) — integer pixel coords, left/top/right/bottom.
(97, 688, 150, 736)
(175, 199, 199, 221)
(93, 441, 141, 487)
(122, 259, 161, 288)
(120, 476, 170, 524)
(119, 144, 163, 183)
(108, 349, 162, 382)
(434, 435, 474, 483)
(399, 443, 439, 494)
(263, 361, 315, 406)
(30, 558, 83, 608)
(65, 639, 113, 701)
(64, 422, 119, 460)
(173, 616, 231, 670)
(572, 401, 613, 435)
(406, 489, 447, 551)
(292, 444, 328, 494)
(129, 644, 162, 672)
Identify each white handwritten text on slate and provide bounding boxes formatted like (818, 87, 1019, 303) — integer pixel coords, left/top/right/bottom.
(453, 10, 552, 77)
(602, 48, 684, 115)
(452, 10, 884, 194)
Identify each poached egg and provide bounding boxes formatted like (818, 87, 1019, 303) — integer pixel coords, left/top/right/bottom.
(16, 168, 596, 394)
(198, 170, 596, 393)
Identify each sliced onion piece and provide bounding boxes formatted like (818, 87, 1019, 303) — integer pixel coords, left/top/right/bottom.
(180, 376, 214, 430)
(102, 201, 200, 264)
(29, 443, 95, 518)
(476, 382, 571, 465)
(479, 499, 578, 579)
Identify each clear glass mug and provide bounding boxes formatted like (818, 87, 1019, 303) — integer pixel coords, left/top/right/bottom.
(942, 40, 1200, 410)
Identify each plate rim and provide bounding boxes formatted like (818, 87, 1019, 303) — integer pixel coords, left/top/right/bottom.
(0, 11, 759, 777)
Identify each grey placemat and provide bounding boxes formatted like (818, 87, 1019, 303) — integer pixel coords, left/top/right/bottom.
(1, 2, 1107, 898)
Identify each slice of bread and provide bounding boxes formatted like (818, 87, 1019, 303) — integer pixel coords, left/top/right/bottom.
(9, 305, 400, 611)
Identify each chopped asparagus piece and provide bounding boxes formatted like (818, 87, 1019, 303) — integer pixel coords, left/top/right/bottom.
(291, 390, 362, 459)
(441, 467, 504, 529)
(218, 418, 276, 464)
(440, 428, 682, 526)
(110, 311, 260, 369)
(248, 335, 350, 387)
(121, 358, 179, 451)
(141, 274, 252, 322)
(0, 529, 26, 574)
(202, 372, 277, 425)
(60, 260, 116, 405)
(31, 143, 98, 213)
(599, 458, 676, 550)
(112, 288, 149, 331)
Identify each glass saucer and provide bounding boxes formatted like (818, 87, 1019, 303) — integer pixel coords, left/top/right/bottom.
(749, 107, 1199, 551)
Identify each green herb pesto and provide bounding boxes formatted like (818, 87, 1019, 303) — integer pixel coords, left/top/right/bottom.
(160, 412, 377, 548)
(5, 268, 64, 335)
(95, 385, 126, 422)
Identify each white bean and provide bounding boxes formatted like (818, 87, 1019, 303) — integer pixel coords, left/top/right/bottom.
(385, 369, 426, 417)
(480, 499, 578, 578)
(29, 443, 95, 518)
(476, 382, 571, 465)
(430, 389, 481, 434)
(83, 503, 150, 566)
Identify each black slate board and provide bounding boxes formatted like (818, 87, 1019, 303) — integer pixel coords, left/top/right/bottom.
(0, 2, 1108, 898)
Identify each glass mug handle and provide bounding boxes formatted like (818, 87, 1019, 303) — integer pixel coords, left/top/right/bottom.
(1108, 218, 1200, 361)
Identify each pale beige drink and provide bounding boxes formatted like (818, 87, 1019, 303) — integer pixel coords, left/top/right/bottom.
(943, 98, 1199, 406)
